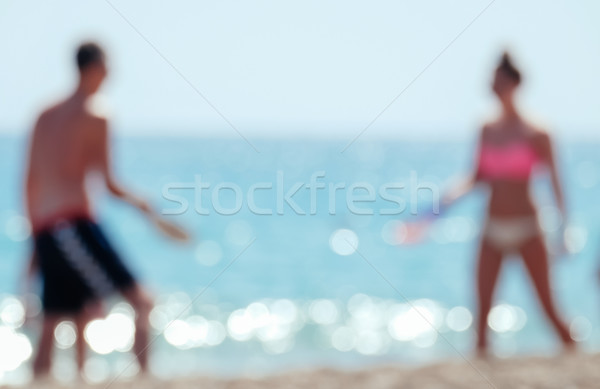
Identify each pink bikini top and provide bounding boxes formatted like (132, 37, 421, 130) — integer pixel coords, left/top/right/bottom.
(477, 142, 539, 180)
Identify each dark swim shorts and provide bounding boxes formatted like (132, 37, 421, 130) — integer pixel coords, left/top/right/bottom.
(35, 218, 137, 314)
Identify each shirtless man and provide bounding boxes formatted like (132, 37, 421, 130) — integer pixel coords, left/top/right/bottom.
(26, 42, 153, 377)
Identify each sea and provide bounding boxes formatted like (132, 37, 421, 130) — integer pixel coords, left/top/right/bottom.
(0, 134, 599, 384)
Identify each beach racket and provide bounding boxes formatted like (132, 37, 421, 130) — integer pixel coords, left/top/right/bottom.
(383, 218, 431, 246)
(148, 213, 191, 243)
(392, 204, 444, 246)
(403, 219, 433, 245)
(392, 219, 433, 245)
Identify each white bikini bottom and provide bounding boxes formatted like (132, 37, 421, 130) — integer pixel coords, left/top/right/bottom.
(483, 216, 541, 251)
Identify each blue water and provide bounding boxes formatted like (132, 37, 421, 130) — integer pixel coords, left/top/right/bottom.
(1, 134, 600, 382)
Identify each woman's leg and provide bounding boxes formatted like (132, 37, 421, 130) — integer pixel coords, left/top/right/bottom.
(518, 236, 573, 347)
(33, 314, 59, 378)
(476, 239, 504, 354)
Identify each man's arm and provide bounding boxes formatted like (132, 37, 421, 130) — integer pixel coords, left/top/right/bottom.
(94, 118, 151, 214)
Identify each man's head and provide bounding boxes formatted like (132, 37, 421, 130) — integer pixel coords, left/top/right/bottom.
(76, 42, 107, 93)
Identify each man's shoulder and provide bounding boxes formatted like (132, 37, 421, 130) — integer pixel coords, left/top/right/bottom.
(83, 113, 109, 142)
(36, 101, 63, 124)
(85, 112, 108, 127)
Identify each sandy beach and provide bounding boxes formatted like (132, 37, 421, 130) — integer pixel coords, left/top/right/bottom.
(19, 353, 600, 389)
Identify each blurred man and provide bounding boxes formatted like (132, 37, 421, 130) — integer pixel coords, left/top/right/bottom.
(25, 42, 153, 377)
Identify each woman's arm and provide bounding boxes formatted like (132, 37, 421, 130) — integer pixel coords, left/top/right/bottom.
(538, 131, 566, 215)
(438, 125, 487, 212)
(400, 127, 486, 244)
(536, 130, 570, 255)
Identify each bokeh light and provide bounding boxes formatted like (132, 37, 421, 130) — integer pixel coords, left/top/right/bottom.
(195, 240, 223, 266)
(54, 321, 77, 349)
(329, 229, 359, 256)
(84, 313, 135, 355)
(0, 326, 32, 373)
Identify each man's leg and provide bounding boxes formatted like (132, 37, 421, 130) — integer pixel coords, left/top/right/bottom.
(121, 285, 153, 372)
(33, 314, 59, 378)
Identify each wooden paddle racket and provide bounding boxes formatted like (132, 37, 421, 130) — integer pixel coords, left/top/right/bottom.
(148, 213, 191, 243)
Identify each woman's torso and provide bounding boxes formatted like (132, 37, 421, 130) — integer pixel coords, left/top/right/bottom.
(478, 119, 546, 218)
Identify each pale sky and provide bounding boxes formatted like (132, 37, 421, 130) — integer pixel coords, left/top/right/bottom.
(1, 0, 598, 140)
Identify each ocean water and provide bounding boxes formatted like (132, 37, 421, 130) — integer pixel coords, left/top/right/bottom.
(1, 134, 599, 383)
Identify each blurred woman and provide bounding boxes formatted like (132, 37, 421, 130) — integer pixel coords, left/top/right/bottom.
(443, 52, 573, 355)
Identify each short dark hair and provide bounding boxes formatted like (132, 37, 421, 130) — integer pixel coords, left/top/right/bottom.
(76, 42, 105, 71)
(497, 51, 521, 84)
